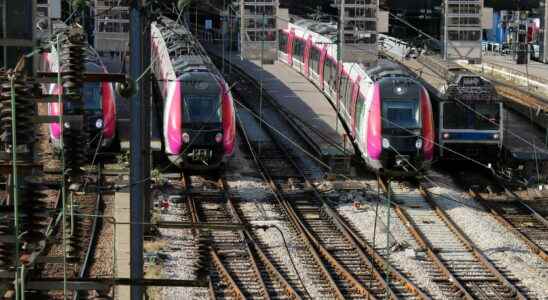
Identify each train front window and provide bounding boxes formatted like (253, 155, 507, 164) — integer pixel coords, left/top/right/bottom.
(382, 100, 420, 129)
(443, 102, 499, 130)
(183, 95, 222, 124)
(83, 83, 102, 111)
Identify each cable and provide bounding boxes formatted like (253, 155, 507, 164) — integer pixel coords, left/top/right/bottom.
(267, 225, 313, 299)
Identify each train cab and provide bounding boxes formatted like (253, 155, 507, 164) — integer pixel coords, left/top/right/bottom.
(438, 74, 502, 160)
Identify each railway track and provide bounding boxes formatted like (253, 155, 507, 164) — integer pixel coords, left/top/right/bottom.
(34, 164, 106, 299)
(235, 105, 430, 299)
(380, 177, 529, 300)
(182, 175, 305, 299)
(457, 170, 548, 263)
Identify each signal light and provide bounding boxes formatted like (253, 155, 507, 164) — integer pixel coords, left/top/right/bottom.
(182, 132, 190, 143)
(215, 133, 223, 143)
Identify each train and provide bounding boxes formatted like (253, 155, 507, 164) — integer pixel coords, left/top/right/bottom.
(380, 34, 504, 162)
(279, 19, 435, 174)
(436, 71, 502, 160)
(151, 17, 236, 170)
(40, 31, 117, 155)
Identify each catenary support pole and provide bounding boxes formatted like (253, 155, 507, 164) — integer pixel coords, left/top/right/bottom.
(129, 1, 145, 299)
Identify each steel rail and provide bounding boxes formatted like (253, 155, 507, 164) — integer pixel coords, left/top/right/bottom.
(466, 172, 548, 263)
(208, 248, 246, 300)
(73, 164, 104, 300)
(323, 204, 432, 300)
(471, 190, 548, 263)
(416, 183, 528, 300)
(218, 180, 271, 300)
(236, 108, 399, 299)
(236, 116, 346, 299)
(185, 175, 271, 299)
(378, 177, 475, 299)
(222, 178, 304, 300)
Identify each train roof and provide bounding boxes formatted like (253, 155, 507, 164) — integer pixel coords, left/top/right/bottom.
(364, 60, 410, 81)
(153, 17, 216, 77)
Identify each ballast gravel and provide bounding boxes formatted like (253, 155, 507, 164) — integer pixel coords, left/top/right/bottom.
(426, 170, 548, 299)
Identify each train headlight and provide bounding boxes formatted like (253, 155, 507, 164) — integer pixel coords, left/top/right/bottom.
(493, 133, 500, 140)
(95, 118, 104, 129)
(394, 86, 407, 95)
(442, 133, 450, 139)
(382, 138, 390, 149)
(215, 132, 223, 143)
(415, 138, 423, 149)
(63, 122, 71, 129)
(182, 132, 190, 143)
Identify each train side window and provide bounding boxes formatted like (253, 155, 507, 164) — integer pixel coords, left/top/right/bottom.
(326, 59, 337, 89)
(310, 47, 320, 74)
(340, 74, 350, 113)
(279, 32, 288, 52)
(324, 59, 333, 86)
(294, 39, 304, 60)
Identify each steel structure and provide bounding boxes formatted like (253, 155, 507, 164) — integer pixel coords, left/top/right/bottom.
(542, 1, 548, 62)
(441, 0, 483, 63)
(0, 0, 36, 72)
(240, 0, 279, 61)
(332, 0, 379, 64)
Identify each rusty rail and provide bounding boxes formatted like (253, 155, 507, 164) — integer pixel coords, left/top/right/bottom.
(472, 190, 548, 262)
(378, 177, 473, 300)
(185, 175, 270, 299)
(209, 248, 246, 299)
(417, 184, 527, 300)
(223, 179, 304, 300)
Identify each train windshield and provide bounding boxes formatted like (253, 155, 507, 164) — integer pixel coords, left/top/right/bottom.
(443, 102, 499, 130)
(83, 82, 102, 111)
(382, 100, 420, 129)
(183, 95, 222, 124)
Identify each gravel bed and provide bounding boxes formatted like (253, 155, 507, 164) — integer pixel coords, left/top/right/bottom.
(236, 199, 322, 299)
(89, 193, 115, 278)
(426, 170, 548, 298)
(329, 179, 447, 299)
(153, 187, 208, 300)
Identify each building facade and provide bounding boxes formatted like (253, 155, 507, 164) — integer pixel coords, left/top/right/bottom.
(240, 0, 279, 61)
(94, 0, 130, 54)
(332, 0, 379, 64)
(35, 0, 61, 38)
(441, 0, 483, 62)
(0, 0, 36, 72)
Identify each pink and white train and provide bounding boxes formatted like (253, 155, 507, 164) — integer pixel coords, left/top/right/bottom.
(151, 17, 236, 170)
(41, 43, 117, 152)
(280, 20, 434, 174)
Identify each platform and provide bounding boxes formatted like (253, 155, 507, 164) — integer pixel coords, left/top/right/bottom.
(208, 47, 354, 164)
(460, 55, 548, 114)
(114, 192, 130, 300)
(483, 55, 548, 81)
(503, 108, 548, 161)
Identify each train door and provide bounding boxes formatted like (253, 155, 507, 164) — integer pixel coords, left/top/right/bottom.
(304, 35, 312, 78)
(287, 29, 295, 65)
(318, 47, 327, 90)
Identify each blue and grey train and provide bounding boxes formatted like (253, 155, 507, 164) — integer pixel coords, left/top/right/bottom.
(437, 72, 503, 160)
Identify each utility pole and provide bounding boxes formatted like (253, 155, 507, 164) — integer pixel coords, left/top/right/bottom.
(336, 0, 344, 135)
(129, 0, 146, 298)
(543, 1, 548, 63)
